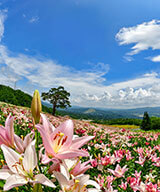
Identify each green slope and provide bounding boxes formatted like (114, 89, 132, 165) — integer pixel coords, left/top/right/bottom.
(0, 84, 51, 113)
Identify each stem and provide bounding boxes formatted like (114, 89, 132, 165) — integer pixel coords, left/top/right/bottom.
(33, 119, 42, 173)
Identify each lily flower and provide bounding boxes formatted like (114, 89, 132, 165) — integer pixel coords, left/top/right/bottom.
(36, 114, 94, 162)
(53, 161, 100, 192)
(0, 141, 55, 191)
(70, 159, 91, 177)
(108, 164, 128, 178)
(0, 114, 34, 153)
(135, 156, 146, 166)
(61, 158, 92, 177)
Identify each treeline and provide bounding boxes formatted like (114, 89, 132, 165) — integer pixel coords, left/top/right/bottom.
(141, 112, 160, 130)
(92, 114, 160, 131)
(0, 84, 51, 113)
(0, 85, 32, 107)
(92, 118, 142, 126)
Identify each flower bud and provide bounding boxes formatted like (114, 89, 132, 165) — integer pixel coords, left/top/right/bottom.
(31, 90, 42, 124)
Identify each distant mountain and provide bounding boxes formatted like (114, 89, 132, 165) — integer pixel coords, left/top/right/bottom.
(1, 84, 160, 120)
(59, 106, 160, 120)
(110, 107, 160, 118)
(41, 101, 52, 108)
(58, 106, 136, 120)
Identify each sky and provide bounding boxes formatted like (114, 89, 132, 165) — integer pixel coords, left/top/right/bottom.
(1, 0, 160, 109)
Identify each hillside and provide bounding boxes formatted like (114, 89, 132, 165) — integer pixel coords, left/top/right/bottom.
(0, 84, 32, 107)
(0, 102, 160, 192)
(0, 84, 51, 113)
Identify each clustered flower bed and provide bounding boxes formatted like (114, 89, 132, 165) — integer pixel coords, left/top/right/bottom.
(0, 102, 160, 192)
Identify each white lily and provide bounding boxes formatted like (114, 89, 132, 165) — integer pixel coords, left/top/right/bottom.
(53, 161, 100, 192)
(0, 140, 55, 191)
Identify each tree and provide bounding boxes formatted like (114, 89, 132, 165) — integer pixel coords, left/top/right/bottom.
(41, 86, 71, 116)
(141, 111, 151, 131)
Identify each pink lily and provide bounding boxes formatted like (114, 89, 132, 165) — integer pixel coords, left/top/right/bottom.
(0, 114, 14, 147)
(108, 164, 128, 178)
(146, 182, 159, 192)
(135, 156, 146, 166)
(0, 114, 34, 153)
(0, 141, 55, 191)
(119, 181, 127, 190)
(36, 114, 94, 162)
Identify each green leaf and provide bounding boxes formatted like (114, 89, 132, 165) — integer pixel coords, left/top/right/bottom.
(0, 180, 4, 188)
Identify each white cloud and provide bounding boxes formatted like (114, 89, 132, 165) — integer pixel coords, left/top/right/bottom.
(150, 55, 160, 62)
(0, 44, 110, 103)
(123, 56, 133, 62)
(74, 72, 160, 108)
(1, 37, 160, 108)
(29, 16, 39, 23)
(116, 20, 160, 55)
(1, 11, 160, 108)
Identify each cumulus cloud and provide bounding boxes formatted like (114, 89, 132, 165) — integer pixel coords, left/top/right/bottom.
(74, 72, 160, 108)
(116, 20, 160, 55)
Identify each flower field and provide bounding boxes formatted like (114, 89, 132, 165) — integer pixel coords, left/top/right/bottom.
(0, 102, 160, 191)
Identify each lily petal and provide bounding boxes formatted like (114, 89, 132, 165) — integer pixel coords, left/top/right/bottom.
(23, 132, 34, 149)
(1, 144, 21, 174)
(60, 162, 70, 180)
(53, 120, 74, 149)
(5, 115, 14, 147)
(36, 125, 55, 156)
(4, 174, 27, 191)
(0, 169, 12, 180)
(14, 135, 24, 153)
(0, 131, 8, 146)
(63, 158, 78, 170)
(23, 140, 37, 173)
(85, 180, 100, 189)
(77, 174, 90, 185)
(56, 149, 89, 159)
(35, 174, 56, 188)
(88, 189, 101, 192)
(53, 171, 69, 189)
(71, 136, 95, 149)
(41, 114, 55, 134)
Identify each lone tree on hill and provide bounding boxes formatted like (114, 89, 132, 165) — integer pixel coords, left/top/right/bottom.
(41, 86, 71, 116)
(141, 111, 151, 131)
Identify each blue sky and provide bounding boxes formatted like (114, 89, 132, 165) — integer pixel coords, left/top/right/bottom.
(1, 0, 160, 108)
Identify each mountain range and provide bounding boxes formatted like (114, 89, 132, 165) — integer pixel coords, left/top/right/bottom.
(43, 102, 160, 119)
(1, 84, 160, 120)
